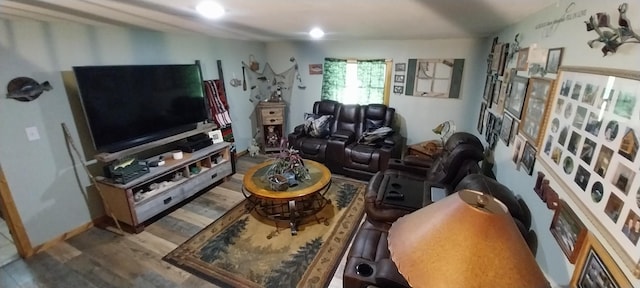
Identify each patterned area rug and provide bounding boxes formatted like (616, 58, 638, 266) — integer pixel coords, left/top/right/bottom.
(163, 177, 365, 288)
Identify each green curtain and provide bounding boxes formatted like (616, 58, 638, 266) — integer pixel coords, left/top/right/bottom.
(320, 58, 347, 101)
(321, 58, 386, 104)
(356, 59, 385, 104)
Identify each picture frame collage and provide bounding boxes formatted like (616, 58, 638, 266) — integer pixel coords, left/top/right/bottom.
(477, 40, 565, 175)
(478, 38, 510, 149)
(538, 66, 640, 279)
(393, 62, 406, 94)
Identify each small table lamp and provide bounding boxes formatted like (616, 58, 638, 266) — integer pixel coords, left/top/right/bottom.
(388, 189, 549, 288)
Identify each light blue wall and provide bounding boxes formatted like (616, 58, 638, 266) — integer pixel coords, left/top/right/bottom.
(0, 19, 265, 246)
(264, 39, 487, 143)
(487, 0, 640, 286)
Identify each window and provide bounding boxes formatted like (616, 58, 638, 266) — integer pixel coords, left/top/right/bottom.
(320, 58, 392, 105)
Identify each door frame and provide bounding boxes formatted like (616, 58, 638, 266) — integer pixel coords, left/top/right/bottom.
(0, 166, 33, 258)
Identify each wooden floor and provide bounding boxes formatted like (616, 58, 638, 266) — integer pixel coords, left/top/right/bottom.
(0, 154, 354, 288)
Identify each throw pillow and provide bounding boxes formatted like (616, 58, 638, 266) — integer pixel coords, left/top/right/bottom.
(304, 113, 333, 138)
(358, 126, 393, 146)
(365, 119, 384, 132)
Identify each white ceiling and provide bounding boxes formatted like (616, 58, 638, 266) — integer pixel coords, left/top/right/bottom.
(0, 0, 557, 41)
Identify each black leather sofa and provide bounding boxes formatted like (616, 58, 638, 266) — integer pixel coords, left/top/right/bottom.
(287, 100, 402, 180)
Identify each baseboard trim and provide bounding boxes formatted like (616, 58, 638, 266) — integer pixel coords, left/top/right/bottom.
(29, 217, 104, 256)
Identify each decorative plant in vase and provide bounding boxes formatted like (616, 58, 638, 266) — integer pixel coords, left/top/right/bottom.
(265, 139, 310, 190)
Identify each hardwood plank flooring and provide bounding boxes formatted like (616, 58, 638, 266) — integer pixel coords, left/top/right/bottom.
(0, 154, 356, 288)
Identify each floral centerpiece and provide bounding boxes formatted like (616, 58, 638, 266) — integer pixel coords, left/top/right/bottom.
(265, 140, 310, 190)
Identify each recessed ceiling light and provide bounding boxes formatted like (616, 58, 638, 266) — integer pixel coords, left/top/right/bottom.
(309, 28, 325, 39)
(196, 1, 225, 19)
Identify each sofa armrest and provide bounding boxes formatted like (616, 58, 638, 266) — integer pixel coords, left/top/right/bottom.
(387, 156, 434, 176)
(331, 129, 355, 143)
(375, 259, 411, 288)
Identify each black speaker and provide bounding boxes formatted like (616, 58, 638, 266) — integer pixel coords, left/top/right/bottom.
(187, 133, 209, 142)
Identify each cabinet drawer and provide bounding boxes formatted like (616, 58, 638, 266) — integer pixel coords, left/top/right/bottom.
(263, 116, 283, 125)
(261, 108, 283, 118)
(183, 161, 232, 198)
(135, 185, 185, 223)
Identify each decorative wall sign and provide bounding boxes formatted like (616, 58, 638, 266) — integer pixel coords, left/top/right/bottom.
(538, 66, 640, 278)
(405, 58, 465, 98)
(393, 85, 404, 94)
(309, 64, 323, 75)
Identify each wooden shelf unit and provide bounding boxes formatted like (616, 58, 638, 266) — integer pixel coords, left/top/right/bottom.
(96, 142, 233, 233)
(256, 101, 286, 153)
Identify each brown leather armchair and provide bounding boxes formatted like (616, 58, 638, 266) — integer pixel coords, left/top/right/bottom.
(343, 173, 537, 288)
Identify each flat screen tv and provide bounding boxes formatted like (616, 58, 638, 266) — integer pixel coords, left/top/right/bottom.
(73, 64, 209, 153)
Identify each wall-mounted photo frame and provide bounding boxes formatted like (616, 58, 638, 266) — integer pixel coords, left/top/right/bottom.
(521, 140, 536, 175)
(538, 66, 640, 277)
(483, 74, 494, 105)
(393, 85, 404, 94)
(512, 134, 526, 169)
(520, 77, 555, 149)
(504, 75, 529, 119)
(500, 113, 513, 145)
(498, 43, 510, 76)
(395, 63, 406, 72)
(394, 74, 405, 83)
(477, 102, 487, 134)
(546, 47, 564, 74)
(550, 200, 587, 263)
(491, 43, 503, 72)
(492, 79, 502, 106)
(405, 58, 465, 98)
(517, 47, 530, 71)
(570, 233, 631, 287)
(309, 64, 323, 75)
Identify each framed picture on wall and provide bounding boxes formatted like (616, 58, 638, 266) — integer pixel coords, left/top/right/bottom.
(545, 48, 564, 74)
(570, 233, 631, 287)
(492, 79, 502, 106)
(394, 74, 405, 83)
(395, 63, 406, 72)
(520, 77, 555, 149)
(517, 47, 530, 71)
(483, 74, 494, 105)
(538, 66, 640, 277)
(499, 113, 513, 145)
(393, 85, 404, 94)
(550, 200, 587, 263)
(504, 76, 529, 119)
(477, 102, 487, 134)
(521, 140, 536, 175)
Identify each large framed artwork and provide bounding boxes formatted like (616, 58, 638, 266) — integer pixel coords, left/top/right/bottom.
(505, 75, 529, 119)
(404, 58, 465, 98)
(570, 233, 631, 287)
(538, 66, 640, 277)
(521, 77, 555, 149)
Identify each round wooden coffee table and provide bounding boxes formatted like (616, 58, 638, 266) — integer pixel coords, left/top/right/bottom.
(242, 159, 332, 236)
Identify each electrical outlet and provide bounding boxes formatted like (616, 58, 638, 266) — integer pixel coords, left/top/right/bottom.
(25, 126, 40, 141)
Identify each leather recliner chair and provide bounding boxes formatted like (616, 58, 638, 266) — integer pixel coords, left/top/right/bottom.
(288, 100, 401, 180)
(343, 173, 537, 288)
(287, 100, 341, 165)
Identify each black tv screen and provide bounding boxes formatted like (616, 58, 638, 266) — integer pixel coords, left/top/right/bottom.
(73, 64, 209, 153)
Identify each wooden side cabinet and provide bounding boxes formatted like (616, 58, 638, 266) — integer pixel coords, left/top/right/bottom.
(256, 101, 286, 153)
(96, 142, 232, 233)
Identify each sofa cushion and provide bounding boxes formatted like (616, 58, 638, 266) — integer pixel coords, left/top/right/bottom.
(304, 113, 333, 138)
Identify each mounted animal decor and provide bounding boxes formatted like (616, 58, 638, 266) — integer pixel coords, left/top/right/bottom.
(6, 77, 52, 102)
(585, 3, 640, 56)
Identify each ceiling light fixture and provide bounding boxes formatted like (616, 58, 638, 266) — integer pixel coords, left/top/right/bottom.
(309, 28, 325, 39)
(196, 1, 225, 19)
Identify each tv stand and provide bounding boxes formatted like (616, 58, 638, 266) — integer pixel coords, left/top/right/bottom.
(96, 142, 232, 233)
